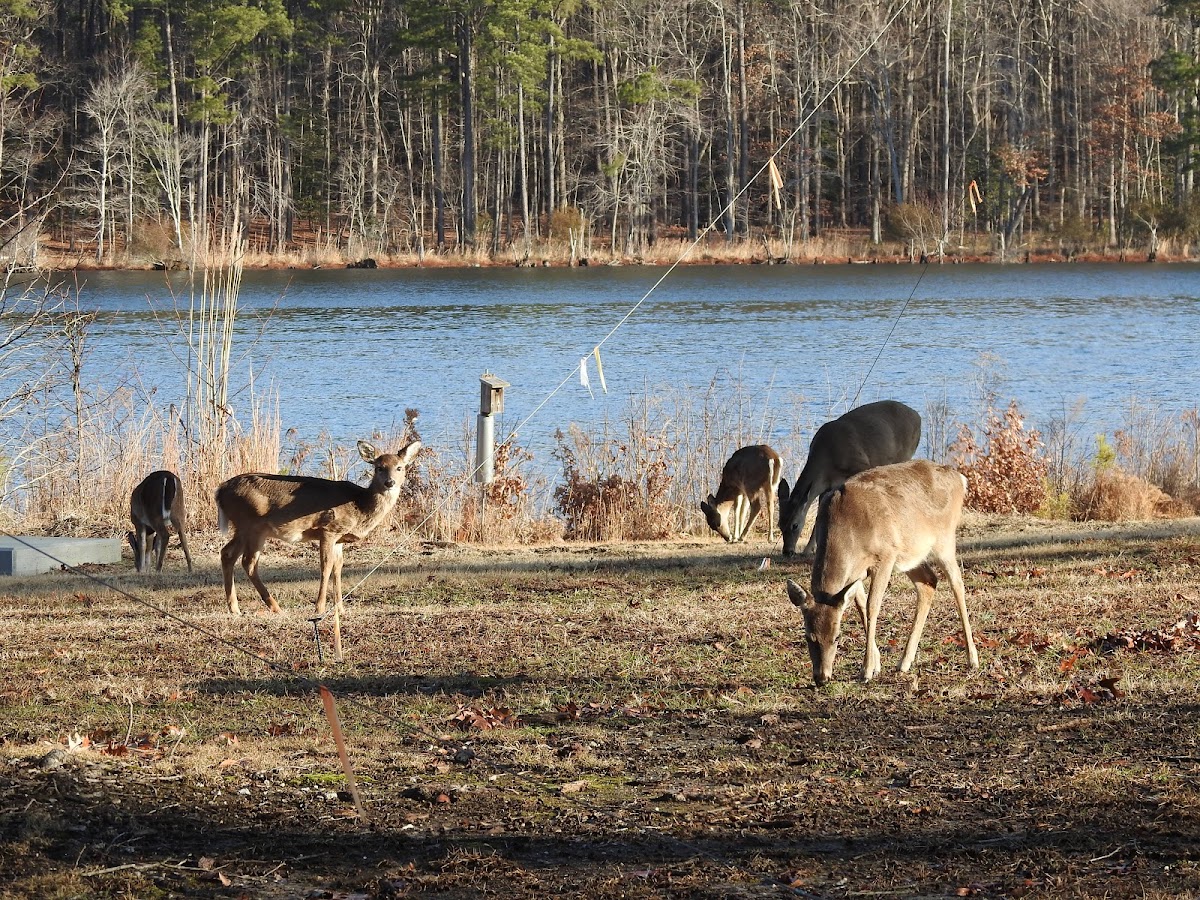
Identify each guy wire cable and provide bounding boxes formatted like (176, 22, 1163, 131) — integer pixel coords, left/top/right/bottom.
(0, 529, 787, 883)
(7, 1, 921, 882)
(340, 0, 922, 600)
(850, 260, 930, 408)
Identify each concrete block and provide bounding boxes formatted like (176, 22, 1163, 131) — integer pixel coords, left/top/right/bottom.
(0, 536, 123, 576)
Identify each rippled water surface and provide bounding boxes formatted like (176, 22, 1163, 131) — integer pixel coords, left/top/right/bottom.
(73, 262, 1200, 459)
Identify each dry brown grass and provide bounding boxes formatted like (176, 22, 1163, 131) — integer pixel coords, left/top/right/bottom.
(1, 519, 1199, 897)
(1074, 468, 1193, 521)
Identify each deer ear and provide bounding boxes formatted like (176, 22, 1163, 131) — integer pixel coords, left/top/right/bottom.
(357, 440, 378, 462)
(398, 441, 422, 464)
(778, 478, 790, 504)
(785, 578, 810, 609)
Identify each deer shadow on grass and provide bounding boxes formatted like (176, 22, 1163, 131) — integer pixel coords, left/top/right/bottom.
(7, 722, 1199, 898)
(197, 671, 531, 699)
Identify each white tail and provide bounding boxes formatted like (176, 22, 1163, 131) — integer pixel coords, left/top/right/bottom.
(785, 459, 978, 685)
(214, 440, 421, 615)
(128, 470, 193, 574)
(700, 444, 782, 543)
(778, 400, 921, 557)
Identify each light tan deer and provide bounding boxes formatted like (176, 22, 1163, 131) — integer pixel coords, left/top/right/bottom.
(778, 400, 921, 558)
(129, 470, 193, 573)
(784, 459, 978, 685)
(701, 444, 783, 543)
(215, 440, 421, 615)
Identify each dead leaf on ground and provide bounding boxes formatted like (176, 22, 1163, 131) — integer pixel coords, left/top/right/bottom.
(447, 705, 517, 730)
(1095, 613, 1200, 654)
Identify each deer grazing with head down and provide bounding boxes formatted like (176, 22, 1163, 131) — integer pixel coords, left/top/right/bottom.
(701, 444, 783, 543)
(778, 399, 921, 558)
(785, 459, 978, 686)
(215, 440, 421, 615)
(129, 470, 193, 573)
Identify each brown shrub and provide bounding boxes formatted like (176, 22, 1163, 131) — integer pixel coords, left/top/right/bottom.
(458, 438, 563, 544)
(552, 426, 674, 541)
(548, 207, 585, 242)
(950, 400, 1048, 514)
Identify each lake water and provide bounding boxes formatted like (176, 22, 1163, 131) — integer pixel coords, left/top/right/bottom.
(66, 262, 1200, 469)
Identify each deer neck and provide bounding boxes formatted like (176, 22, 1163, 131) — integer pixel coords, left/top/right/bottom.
(353, 479, 400, 524)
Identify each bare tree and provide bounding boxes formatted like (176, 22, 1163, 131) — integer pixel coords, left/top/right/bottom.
(80, 63, 154, 261)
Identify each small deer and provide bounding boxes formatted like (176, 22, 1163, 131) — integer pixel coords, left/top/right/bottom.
(700, 444, 783, 543)
(778, 399, 921, 557)
(785, 459, 978, 685)
(128, 470, 193, 573)
(215, 440, 421, 615)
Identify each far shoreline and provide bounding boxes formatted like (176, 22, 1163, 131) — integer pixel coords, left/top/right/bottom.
(24, 235, 1190, 274)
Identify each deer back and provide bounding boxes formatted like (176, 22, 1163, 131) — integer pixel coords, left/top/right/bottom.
(216, 441, 421, 543)
(814, 459, 965, 597)
(702, 445, 781, 539)
(726, 445, 779, 494)
(779, 400, 921, 539)
(800, 400, 920, 495)
(131, 470, 184, 530)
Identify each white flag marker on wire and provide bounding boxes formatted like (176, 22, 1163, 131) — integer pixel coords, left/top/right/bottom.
(767, 158, 784, 210)
(592, 347, 608, 393)
(580, 356, 592, 398)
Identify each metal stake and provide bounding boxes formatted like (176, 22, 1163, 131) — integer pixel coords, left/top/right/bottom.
(308, 616, 325, 664)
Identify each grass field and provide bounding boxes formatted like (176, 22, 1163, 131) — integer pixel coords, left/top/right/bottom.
(2, 514, 1199, 898)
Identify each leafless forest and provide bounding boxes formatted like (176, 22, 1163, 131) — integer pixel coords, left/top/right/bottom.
(2, 0, 1199, 267)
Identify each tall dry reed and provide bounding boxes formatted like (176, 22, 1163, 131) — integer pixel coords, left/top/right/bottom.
(11, 227, 283, 537)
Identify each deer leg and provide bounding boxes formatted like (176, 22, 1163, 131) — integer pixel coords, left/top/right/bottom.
(900, 563, 938, 673)
(862, 560, 896, 681)
(797, 498, 818, 558)
(132, 525, 148, 573)
(177, 522, 194, 573)
(742, 496, 762, 542)
(153, 530, 169, 572)
(141, 526, 155, 573)
(331, 542, 345, 613)
(220, 535, 243, 615)
(848, 580, 873, 677)
(943, 554, 978, 669)
(316, 536, 338, 615)
(766, 486, 775, 543)
(243, 543, 280, 613)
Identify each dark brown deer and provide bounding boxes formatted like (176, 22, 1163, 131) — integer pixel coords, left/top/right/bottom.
(215, 440, 421, 615)
(129, 470, 193, 573)
(700, 444, 782, 543)
(778, 400, 921, 557)
(785, 459, 978, 685)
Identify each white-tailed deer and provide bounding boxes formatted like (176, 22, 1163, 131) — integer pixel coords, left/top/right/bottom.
(778, 400, 921, 557)
(701, 444, 782, 543)
(129, 470, 193, 573)
(785, 459, 978, 685)
(215, 440, 421, 615)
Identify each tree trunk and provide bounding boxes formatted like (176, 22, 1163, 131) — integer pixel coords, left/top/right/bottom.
(457, 18, 477, 250)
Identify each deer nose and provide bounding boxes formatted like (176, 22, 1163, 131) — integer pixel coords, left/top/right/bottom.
(383, 477, 395, 489)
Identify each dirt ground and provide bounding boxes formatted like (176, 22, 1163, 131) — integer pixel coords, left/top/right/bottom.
(2, 514, 1199, 899)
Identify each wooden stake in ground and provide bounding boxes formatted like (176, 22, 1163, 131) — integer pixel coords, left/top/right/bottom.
(319, 685, 366, 823)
